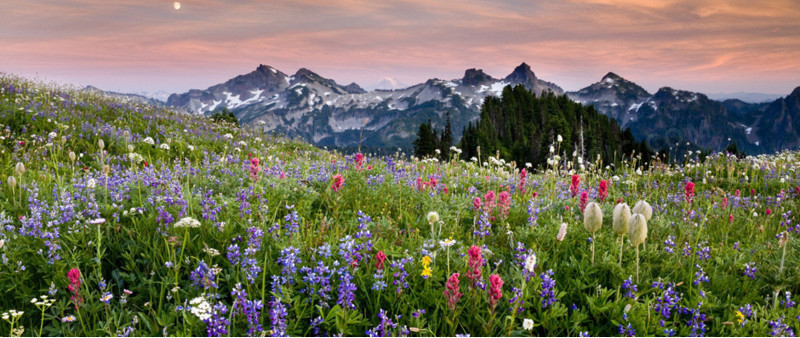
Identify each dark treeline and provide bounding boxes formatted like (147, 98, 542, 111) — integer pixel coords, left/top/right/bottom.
(455, 85, 651, 168)
(413, 112, 454, 160)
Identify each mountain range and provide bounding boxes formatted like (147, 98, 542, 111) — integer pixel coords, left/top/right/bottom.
(154, 63, 799, 154)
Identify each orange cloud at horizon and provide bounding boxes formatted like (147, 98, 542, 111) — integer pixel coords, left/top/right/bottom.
(1, 0, 798, 95)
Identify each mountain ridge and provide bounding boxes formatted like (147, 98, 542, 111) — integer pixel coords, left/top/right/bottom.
(160, 64, 800, 154)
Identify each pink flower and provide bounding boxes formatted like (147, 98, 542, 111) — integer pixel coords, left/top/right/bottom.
(483, 190, 496, 214)
(444, 273, 463, 311)
(721, 197, 728, 208)
(498, 191, 511, 220)
(248, 157, 261, 181)
(557, 223, 567, 242)
(67, 268, 83, 309)
(466, 246, 483, 286)
(685, 181, 695, 204)
(519, 169, 527, 195)
(532, 191, 538, 199)
(735, 189, 741, 197)
(751, 188, 756, 196)
(570, 175, 581, 198)
(728, 214, 734, 222)
(472, 197, 482, 211)
(429, 177, 438, 188)
(598, 180, 608, 202)
(766, 208, 772, 216)
(579, 191, 589, 213)
(331, 174, 344, 192)
(375, 251, 386, 270)
(355, 153, 364, 167)
(488, 274, 504, 310)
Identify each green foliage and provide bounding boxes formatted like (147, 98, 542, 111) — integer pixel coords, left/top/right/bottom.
(459, 85, 650, 168)
(210, 108, 239, 126)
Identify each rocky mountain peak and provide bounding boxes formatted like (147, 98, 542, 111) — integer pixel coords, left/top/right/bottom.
(504, 62, 537, 83)
(461, 68, 493, 86)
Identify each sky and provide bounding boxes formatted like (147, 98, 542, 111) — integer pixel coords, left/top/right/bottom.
(2, 0, 799, 96)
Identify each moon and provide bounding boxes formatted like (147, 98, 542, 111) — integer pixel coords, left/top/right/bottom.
(173, 2, 181, 10)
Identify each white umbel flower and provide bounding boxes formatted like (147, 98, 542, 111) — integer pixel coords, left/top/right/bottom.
(159, 143, 170, 150)
(189, 297, 212, 321)
(174, 217, 201, 228)
(87, 178, 96, 189)
(142, 137, 155, 145)
(523, 318, 534, 331)
(632, 200, 653, 221)
(613, 203, 631, 236)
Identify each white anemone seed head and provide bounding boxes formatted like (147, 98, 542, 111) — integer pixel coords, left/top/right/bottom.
(632, 200, 653, 221)
(613, 203, 632, 236)
(426, 211, 440, 225)
(628, 213, 648, 247)
(583, 202, 603, 234)
(15, 162, 25, 176)
(7, 176, 16, 188)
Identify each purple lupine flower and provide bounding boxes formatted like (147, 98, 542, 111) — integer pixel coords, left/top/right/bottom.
(190, 260, 217, 290)
(232, 283, 263, 336)
(390, 257, 413, 294)
(768, 316, 795, 337)
(337, 268, 357, 310)
(539, 269, 557, 308)
(653, 282, 681, 325)
(277, 246, 301, 286)
(695, 242, 711, 261)
(365, 309, 398, 337)
(743, 262, 757, 279)
(205, 303, 231, 337)
(739, 304, 754, 327)
(300, 261, 333, 302)
(474, 211, 492, 238)
(682, 242, 692, 256)
(508, 287, 525, 313)
(283, 205, 300, 236)
(693, 265, 709, 285)
(269, 279, 288, 337)
(664, 236, 676, 254)
(781, 291, 796, 308)
(309, 316, 324, 336)
(682, 302, 707, 337)
(622, 276, 638, 299)
(617, 313, 635, 337)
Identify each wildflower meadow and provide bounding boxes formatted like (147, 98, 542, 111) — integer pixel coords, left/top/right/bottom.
(0, 73, 798, 337)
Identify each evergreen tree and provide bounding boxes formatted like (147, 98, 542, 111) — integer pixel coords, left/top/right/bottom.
(457, 84, 648, 168)
(439, 112, 454, 160)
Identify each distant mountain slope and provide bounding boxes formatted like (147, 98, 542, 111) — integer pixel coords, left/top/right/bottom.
(164, 64, 799, 154)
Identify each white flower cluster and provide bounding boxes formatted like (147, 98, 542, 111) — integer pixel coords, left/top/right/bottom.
(174, 217, 201, 228)
(128, 152, 144, 164)
(142, 137, 155, 145)
(159, 143, 170, 150)
(189, 297, 212, 321)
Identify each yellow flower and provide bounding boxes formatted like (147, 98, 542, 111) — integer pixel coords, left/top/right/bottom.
(421, 255, 432, 266)
(736, 311, 744, 324)
(421, 266, 432, 278)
